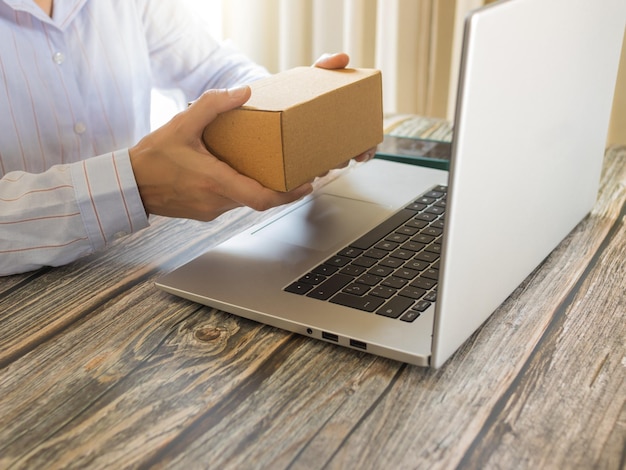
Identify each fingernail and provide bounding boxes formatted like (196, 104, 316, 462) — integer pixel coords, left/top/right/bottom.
(227, 86, 249, 98)
(313, 53, 333, 66)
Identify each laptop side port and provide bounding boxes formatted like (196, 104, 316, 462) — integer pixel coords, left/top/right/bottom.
(322, 331, 339, 342)
(349, 339, 367, 350)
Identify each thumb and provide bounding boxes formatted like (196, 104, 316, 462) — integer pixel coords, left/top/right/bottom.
(314, 52, 350, 70)
(185, 86, 251, 135)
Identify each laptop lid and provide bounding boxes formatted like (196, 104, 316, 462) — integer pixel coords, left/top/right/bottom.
(431, 0, 625, 367)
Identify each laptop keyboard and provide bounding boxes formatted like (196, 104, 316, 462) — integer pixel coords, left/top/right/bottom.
(284, 185, 447, 322)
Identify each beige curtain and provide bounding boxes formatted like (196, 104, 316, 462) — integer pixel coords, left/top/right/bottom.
(173, 0, 626, 144)
(221, 0, 488, 119)
(159, 0, 624, 144)
(608, 28, 626, 146)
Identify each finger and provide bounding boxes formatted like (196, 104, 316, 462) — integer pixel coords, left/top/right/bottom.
(328, 149, 376, 173)
(184, 86, 252, 136)
(314, 52, 350, 70)
(232, 178, 313, 212)
(354, 147, 377, 162)
(206, 157, 313, 211)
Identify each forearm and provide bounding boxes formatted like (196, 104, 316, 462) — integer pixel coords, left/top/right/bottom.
(0, 150, 149, 276)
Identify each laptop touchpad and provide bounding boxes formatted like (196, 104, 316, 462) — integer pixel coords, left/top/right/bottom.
(251, 194, 391, 252)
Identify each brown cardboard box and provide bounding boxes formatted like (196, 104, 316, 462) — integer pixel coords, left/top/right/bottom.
(202, 67, 383, 192)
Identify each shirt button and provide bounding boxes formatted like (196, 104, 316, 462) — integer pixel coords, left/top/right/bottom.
(52, 52, 65, 65)
(74, 122, 86, 134)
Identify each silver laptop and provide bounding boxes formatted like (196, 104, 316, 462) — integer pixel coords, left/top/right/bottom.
(157, 0, 625, 367)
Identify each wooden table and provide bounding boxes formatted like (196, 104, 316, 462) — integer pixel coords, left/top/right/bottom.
(1, 117, 624, 469)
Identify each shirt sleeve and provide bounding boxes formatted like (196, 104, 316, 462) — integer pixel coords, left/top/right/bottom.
(0, 150, 149, 276)
(138, 0, 271, 100)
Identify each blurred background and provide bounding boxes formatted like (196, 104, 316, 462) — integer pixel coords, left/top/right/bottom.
(153, 0, 625, 145)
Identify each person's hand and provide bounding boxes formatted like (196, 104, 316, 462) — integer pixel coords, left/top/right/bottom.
(129, 87, 313, 221)
(313, 52, 377, 166)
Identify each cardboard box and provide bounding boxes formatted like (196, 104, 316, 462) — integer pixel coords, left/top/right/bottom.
(202, 66, 383, 192)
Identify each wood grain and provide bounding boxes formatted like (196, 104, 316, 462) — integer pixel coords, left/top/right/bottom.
(0, 138, 623, 469)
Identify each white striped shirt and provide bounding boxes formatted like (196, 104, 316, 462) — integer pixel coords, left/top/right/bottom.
(0, 0, 269, 275)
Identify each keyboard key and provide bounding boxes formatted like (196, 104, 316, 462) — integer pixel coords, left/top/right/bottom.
(425, 206, 445, 215)
(325, 255, 353, 267)
(342, 283, 370, 296)
(379, 257, 404, 268)
(410, 277, 436, 290)
(395, 226, 419, 236)
(313, 264, 338, 276)
(364, 248, 388, 259)
(415, 251, 439, 263)
(406, 219, 428, 229)
(412, 234, 434, 244)
(415, 213, 438, 222)
(404, 260, 429, 271)
(421, 268, 439, 280)
(370, 285, 396, 299)
(356, 274, 383, 286)
(385, 233, 409, 243)
(424, 290, 437, 302)
(285, 282, 314, 295)
(412, 300, 432, 312)
(299, 273, 326, 284)
(394, 267, 419, 280)
(339, 264, 366, 277)
(405, 202, 427, 211)
(390, 248, 415, 260)
(338, 247, 363, 258)
(376, 296, 414, 318)
(330, 293, 384, 312)
(400, 310, 421, 322)
(425, 243, 441, 254)
(352, 256, 378, 268)
(401, 241, 425, 252)
(375, 240, 399, 251)
(421, 227, 443, 237)
(415, 197, 435, 205)
(382, 276, 408, 289)
(368, 265, 394, 277)
(307, 273, 353, 300)
(398, 286, 427, 299)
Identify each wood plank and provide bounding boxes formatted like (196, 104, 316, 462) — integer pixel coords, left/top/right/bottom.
(0, 269, 48, 298)
(0, 279, 396, 468)
(0, 206, 271, 368)
(459, 198, 626, 468)
(0, 283, 280, 467)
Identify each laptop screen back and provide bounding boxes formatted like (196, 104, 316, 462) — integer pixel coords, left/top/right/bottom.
(432, 0, 626, 367)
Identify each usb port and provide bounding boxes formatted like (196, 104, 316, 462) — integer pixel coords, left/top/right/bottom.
(349, 339, 367, 350)
(322, 331, 339, 342)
